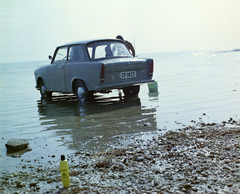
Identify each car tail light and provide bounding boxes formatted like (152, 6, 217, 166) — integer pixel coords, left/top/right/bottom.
(100, 63, 105, 83)
(149, 59, 154, 77)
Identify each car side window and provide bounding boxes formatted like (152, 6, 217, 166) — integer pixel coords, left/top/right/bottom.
(53, 47, 68, 63)
(68, 45, 84, 61)
(87, 47, 93, 59)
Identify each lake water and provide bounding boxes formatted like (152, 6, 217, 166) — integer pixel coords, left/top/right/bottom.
(0, 50, 239, 172)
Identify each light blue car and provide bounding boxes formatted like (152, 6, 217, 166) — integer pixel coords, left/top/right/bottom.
(34, 39, 154, 102)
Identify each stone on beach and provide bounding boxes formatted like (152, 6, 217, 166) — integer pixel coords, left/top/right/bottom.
(5, 139, 29, 153)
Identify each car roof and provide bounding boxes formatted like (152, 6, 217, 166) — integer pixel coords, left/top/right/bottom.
(58, 39, 123, 47)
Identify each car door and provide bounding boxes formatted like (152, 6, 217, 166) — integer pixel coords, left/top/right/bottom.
(47, 46, 68, 92)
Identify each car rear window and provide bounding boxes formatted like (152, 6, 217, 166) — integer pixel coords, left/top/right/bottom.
(87, 41, 132, 60)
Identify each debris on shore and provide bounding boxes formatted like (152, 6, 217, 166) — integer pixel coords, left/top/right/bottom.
(0, 120, 239, 193)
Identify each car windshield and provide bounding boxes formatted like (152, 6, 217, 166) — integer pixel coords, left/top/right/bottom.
(87, 41, 132, 60)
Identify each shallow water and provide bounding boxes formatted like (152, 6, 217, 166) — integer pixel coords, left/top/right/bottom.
(0, 50, 239, 172)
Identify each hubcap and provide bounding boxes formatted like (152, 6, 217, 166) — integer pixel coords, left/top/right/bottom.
(77, 87, 86, 101)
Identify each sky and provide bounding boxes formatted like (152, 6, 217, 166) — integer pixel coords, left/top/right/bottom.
(0, 0, 240, 63)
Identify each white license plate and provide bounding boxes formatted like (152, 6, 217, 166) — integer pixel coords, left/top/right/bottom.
(120, 71, 136, 79)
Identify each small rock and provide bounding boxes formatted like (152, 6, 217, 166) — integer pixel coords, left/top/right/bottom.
(183, 184, 192, 189)
(22, 165, 27, 169)
(225, 144, 231, 150)
(5, 139, 29, 153)
(95, 159, 112, 168)
(143, 122, 152, 127)
(30, 182, 38, 187)
(222, 164, 230, 170)
(16, 181, 26, 188)
(135, 156, 144, 161)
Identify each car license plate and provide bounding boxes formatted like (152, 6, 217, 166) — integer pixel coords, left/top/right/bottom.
(120, 71, 136, 79)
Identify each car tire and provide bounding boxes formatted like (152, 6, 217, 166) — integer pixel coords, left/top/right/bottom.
(122, 85, 140, 97)
(39, 80, 52, 98)
(75, 80, 91, 102)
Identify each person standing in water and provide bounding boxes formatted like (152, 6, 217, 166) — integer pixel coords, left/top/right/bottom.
(116, 35, 135, 57)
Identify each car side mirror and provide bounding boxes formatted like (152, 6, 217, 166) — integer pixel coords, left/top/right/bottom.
(49, 55, 53, 60)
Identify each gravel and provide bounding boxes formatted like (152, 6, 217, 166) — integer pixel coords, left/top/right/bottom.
(1, 119, 239, 194)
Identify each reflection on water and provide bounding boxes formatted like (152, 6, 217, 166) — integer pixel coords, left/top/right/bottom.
(37, 93, 157, 151)
(0, 50, 239, 173)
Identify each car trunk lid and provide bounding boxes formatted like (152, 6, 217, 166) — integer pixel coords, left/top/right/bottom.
(98, 57, 153, 88)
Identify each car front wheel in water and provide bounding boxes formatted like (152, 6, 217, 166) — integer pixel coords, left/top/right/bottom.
(39, 80, 52, 98)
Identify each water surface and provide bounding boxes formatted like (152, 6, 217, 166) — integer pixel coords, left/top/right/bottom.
(0, 50, 239, 172)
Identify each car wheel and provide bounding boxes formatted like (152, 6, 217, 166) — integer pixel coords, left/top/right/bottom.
(123, 85, 140, 97)
(39, 80, 52, 98)
(75, 80, 89, 102)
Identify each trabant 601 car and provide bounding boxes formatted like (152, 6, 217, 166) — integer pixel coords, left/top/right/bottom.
(34, 39, 154, 102)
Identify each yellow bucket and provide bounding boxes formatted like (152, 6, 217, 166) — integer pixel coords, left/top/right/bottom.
(148, 81, 158, 93)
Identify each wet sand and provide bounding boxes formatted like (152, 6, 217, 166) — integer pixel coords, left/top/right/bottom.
(1, 119, 239, 194)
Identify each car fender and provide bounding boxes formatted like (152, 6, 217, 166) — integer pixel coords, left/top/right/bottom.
(35, 75, 47, 90)
(70, 76, 87, 92)
(34, 65, 49, 90)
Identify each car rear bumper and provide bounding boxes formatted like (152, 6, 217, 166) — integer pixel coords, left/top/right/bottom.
(94, 79, 154, 91)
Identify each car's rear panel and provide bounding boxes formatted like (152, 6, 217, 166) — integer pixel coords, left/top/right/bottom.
(95, 57, 153, 91)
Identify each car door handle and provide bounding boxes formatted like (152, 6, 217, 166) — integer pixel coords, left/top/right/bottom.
(59, 66, 64, 69)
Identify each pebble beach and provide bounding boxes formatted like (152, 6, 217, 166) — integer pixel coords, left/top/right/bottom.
(1, 119, 239, 194)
